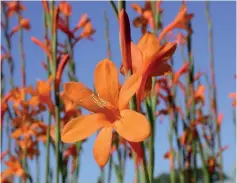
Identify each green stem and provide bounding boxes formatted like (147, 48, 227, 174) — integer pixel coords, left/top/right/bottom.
(118, 0, 126, 12)
(109, 0, 118, 18)
(45, 114, 52, 183)
(107, 156, 113, 183)
(2, 3, 14, 88)
(49, 2, 61, 183)
(205, 2, 223, 182)
(145, 99, 155, 182)
(36, 153, 40, 183)
(104, 9, 112, 60)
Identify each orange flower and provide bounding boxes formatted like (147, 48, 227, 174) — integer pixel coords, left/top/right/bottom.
(10, 18, 31, 37)
(29, 77, 54, 115)
(31, 37, 52, 61)
(158, 4, 193, 42)
(74, 14, 90, 31)
(217, 112, 223, 130)
(164, 149, 175, 170)
(61, 93, 81, 123)
(120, 32, 176, 111)
(131, 1, 158, 33)
(1, 156, 26, 181)
(61, 59, 151, 167)
(17, 139, 39, 160)
(59, 1, 72, 16)
(187, 85, 205, 108)
(228, 92, 236, 107)
(80, 22, 96, 39)
(6, 2, 25, 17)
(173, 62, 189, 83)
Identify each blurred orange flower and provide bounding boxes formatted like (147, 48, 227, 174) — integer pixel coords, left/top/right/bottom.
(131, 1, 160, 33)
(59, 1, 72, 16)
(228, 92, 236, 107)
(6, 2, 25, 17)
(61, 59, 150, 167)
(10, 18, 31, 37)
(158, 4, 193, 42)
(1, 156, 26, 181)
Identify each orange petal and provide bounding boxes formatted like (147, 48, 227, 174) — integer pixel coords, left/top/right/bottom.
(136, 73, 150, 112)
(63, 82, 101, 113)
(94, 59, 120, 107)
(11, 129, 22, 138)
(131, 42, 143, 74)
(149, 63, 172, 77)
(137, 32, 160, 67)
(145, 42, 177, 73)
(133, 16, 144, 28)
(118, 73, 142, 110)
(93, 126, 113, 168)
(136, 43, 177, 108)
(131, 4, 143, 14)
(120, 42, 143, 75)
(115, 110, 150, 142)
(61, 113, 111, 143)
(59, 2, 72, 16)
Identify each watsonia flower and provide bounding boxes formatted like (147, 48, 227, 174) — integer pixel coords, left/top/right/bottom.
(61, 59, 151, 167)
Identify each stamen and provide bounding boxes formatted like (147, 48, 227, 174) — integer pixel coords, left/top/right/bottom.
(91, 93, 121, 120)
(91, 93, 104, 108)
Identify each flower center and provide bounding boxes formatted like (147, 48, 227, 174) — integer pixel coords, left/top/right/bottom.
(91, 93, 121, 122)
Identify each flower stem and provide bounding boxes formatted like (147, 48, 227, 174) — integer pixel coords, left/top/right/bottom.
(49, 2, 61, 183)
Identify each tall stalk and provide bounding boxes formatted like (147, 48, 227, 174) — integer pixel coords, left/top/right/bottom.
(205, 2, 223, 182)
(49, 2, 61, 183)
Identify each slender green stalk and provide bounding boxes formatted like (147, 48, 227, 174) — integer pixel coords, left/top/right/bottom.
(205, 2, 223, 182)
(36, 153, 40, 183)
(145, 99, 155, 182)
(43, 6, 53, 183)
(18, 16, 26, 88)
(2, 3, 14, 88)
(2, 3, 14, 159)
(49, 2, 61, 183)
(104, 10, 112, 60)
(45, 114, 52, 183)
(107, 156, 113, 183)
(185, 21, 198, 183)
(118, 0, 126, 12)
(140, 142, 150, 183)
(109, 0, 118, 18)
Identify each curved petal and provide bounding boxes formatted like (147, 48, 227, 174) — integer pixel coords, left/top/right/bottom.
(115, 110, 150, 142)
(145, 42, 177, 74)
(118, 74, 141, 110)
(120, 42, 143, 75)
(61, 113, 111, 143)
(150, 63, 172, 77)
(93, 126, 113, 168)
(131, 42, 143, 74)
(94, 59, 120, 107)
(63, 82, 101, 113)
(137, 32, 160, 66)
(136, 73, 149, 112)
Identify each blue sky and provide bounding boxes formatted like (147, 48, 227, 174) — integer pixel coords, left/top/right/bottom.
(1, 1, 236, 183)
